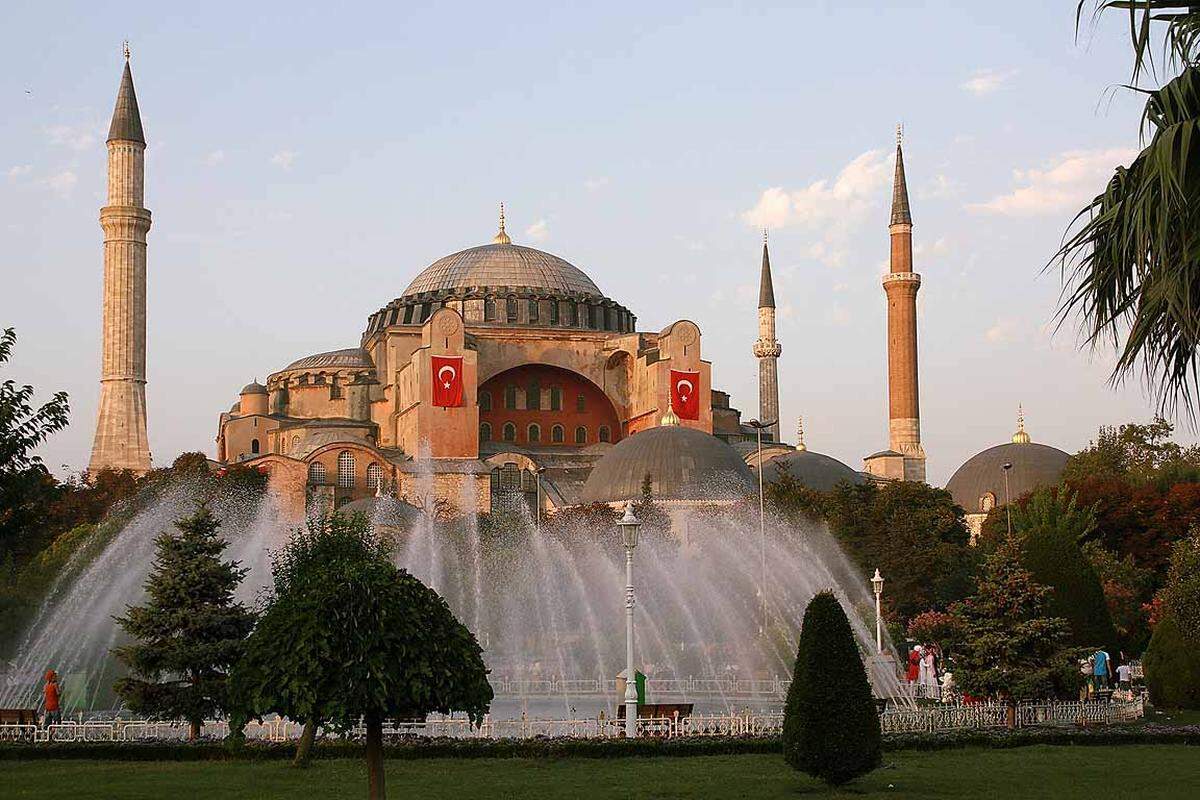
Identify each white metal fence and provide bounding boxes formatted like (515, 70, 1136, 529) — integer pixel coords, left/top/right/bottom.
(0, 698, 1142, 744)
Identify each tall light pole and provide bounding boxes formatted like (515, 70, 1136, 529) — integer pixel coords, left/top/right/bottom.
(534, 466, 546, 531)
(747, 418, 776, 636)
(1001, 462, 1013, 537)
(617, 501, 642, 738)
(871, 569, 885, 654)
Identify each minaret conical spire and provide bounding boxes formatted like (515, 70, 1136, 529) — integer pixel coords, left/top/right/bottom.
(107, 57, 145, 144)
(890, 124, 911, 226)
(758, 229, 776, 309)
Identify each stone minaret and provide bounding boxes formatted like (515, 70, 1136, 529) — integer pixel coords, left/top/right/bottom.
(752, 231, 781, 441)
(880, 128, 925, 481)
(88, 52, 152, 476)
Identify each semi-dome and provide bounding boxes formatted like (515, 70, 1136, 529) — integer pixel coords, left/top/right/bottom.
(402, 242, 602, 298)
(335, 496, 422, 529)
(282, 347, 374, 372)
(946, 440, 1069, 514)
(580, 425, 755, 504)
(757, 449, 866, 492)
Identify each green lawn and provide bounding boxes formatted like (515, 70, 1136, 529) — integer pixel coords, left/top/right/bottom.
(6, 745, 1200, 799)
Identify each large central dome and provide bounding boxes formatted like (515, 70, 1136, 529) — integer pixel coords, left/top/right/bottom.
(403, 242, 602, 298)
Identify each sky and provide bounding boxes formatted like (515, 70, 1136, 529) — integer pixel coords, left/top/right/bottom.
(2, 1, 1192, 485)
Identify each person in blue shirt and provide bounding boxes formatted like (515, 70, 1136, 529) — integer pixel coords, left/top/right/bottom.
(1092, 649, 1111, 690)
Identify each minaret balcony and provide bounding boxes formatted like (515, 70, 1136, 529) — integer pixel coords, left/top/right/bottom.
(752, 339, 782, 358)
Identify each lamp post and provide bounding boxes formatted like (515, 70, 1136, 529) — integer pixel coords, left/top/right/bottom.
(534, 466, 546, 531)
(746, 418, 776, 635)
(617, 501, 642, 739)
(1001, 462, 1013, 536)
(871, 569, 885, 654)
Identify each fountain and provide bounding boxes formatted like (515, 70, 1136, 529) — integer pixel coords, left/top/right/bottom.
(1, 472, 908, 716)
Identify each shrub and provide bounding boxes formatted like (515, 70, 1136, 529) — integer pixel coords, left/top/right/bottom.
(782, 591, 881, 785)
(1144, 615, 1200, 710)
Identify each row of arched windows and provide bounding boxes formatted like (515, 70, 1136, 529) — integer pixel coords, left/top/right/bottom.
(480, 422, 610, 445)
(479, 386, 585, 413)
(306, 451, 384, 490)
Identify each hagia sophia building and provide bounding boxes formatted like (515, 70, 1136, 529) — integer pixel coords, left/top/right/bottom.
(86, 54, 1072, 535)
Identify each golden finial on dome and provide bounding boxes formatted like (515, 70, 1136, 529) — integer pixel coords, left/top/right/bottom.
(493, 202, 511, 245)
(796, 416, 806, 451)
(660, 399, 680, 427)
(1012, 404, 1031, 444)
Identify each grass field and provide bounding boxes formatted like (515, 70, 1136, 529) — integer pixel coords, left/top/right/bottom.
(6, 744, 1200, 799)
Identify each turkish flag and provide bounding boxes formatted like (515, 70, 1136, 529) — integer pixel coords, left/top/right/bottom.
(670, 369, 701, 420)
(431, 356, 464, 408)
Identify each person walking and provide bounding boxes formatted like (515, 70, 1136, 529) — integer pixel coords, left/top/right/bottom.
(1117, 662, 1133, 695)
(1092, 648, 1111, 691)
(42, 669, 62, 727)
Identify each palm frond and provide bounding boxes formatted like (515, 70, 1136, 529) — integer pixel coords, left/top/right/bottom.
(1078, 1, 1200, 82)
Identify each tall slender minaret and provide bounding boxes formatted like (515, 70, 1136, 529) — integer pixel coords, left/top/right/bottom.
(88, 47, 152, 476)
(752, 230, 782, 441)
(881, 125, 925, 481)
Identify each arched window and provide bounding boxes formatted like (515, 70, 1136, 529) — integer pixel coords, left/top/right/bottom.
(251, 438, 260, 454)
(484, 297, 498, 321)
(552, 424, 565, 443)
(549, 301, 560, 325)
(550, 387, 563, 411)
(576, 394, 586, 413)
(565, 302, 577, 327)
(599, 425, 611, 443)
(980, 492, 996, 513)
(479, 390, 492, 412)
(504, 385, 517, 410)
(337, 451, 355, 488)
(366, 463, 383, 491)
(291, 435, 300, 450)
(528, 298, 540, 323)
(480, 422, 492, 442)
(308, 462, 326, 484)
(506, 297, 519, 323)
(502, 422, 517, 442)
(527, 381, 541, 410)
(574, 426, 587, 445)
(528, 424, 541, 443)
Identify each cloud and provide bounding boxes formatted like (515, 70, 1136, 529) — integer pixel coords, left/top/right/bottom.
(6, 164, 32, 181)
(742, 149, 892, 267)
(525, 219, 549, 242)
(270, 150, 298, 169)
(920, 173, 961, 200)
(961, 68, 1018, 96)
(985, 318, 1021, 344)
(969, 147, 1137, 216)
(584, 176, 609, 191)
(205, 149, 225, 166)
(46, 123, 99, 151)
(43, 170, 78, 198)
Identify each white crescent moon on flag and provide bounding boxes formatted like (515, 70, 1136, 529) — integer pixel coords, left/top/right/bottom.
(438, 365, 457, 386)
(677, 379, 693, 395)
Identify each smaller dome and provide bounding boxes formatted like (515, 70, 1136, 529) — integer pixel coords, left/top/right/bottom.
(757, 450, 866, 492)
(283, 348, 374, 372)
(946, 441, 1070, 513)
(580, 426, 755, 504)
(240, 380, 267, 395)
(336, 496, 422, 529)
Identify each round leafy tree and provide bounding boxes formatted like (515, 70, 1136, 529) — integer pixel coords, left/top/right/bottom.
(1144, 615, 1200, 709)
(782, 591, 881, 786)
(232, 514, 492, 800)
(112, 506, 255, 739)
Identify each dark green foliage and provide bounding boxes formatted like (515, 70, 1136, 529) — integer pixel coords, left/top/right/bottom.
(782, 591, 881, 785)
(1062, 418, 1200, 488)
(1144, 616, 1200, 710)
(231, 514, 492, 795)
(1083, 540, 1156, 654)
(1159, 532, 1200, 642)
(774, 480, 976, 624)
(950, 537, 1073, 703)
(113, 507, 255, 736)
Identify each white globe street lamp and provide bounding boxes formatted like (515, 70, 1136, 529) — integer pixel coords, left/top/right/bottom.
(617, 501, 642, 739)
(871, 568, 885, 654)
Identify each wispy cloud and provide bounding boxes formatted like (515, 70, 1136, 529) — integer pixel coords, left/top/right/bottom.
(920, 173, 961, 200)
(46, 122, 100, 152)
(969, 147, 1137, 216)
(525, 219, 549, 242)
(985, 317, 1021, 344)
(6, 164, 32, 181)
(270, 150, 298, 169)
(43, 169, 78, 198)
(584, 176, 609, 191)
(961, 68, 1018, 96)
(205, 149, 225, 166)
(742, 149, 892, 267)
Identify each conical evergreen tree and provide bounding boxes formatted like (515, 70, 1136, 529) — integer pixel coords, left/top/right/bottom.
(113, 506, 255, 739)
(782, 591, 881, 786)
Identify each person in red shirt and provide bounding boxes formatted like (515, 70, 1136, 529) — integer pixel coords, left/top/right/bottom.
(43, 669, 62, 726)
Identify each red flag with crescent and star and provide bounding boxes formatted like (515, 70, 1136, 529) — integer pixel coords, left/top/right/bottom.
(669, 369, 700, 420)
(431, 355, 464, 408)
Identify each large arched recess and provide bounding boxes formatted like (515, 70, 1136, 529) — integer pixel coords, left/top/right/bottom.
(478, 364, 621, 448)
